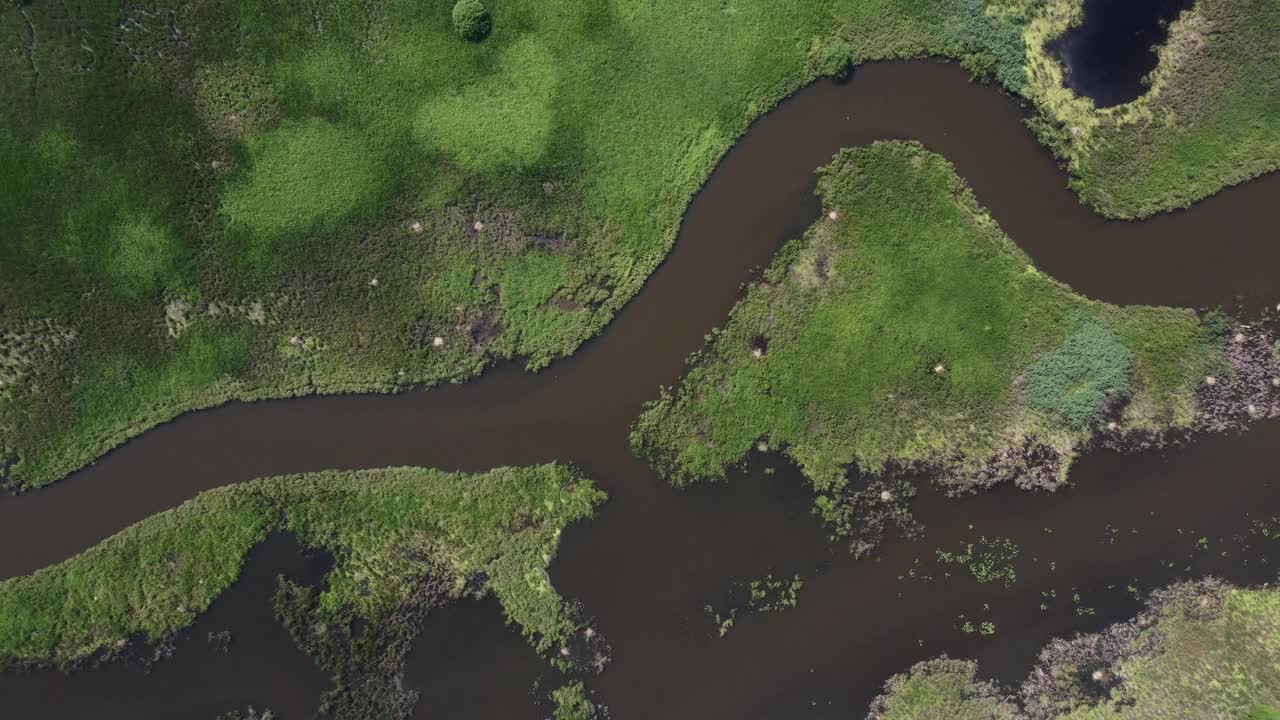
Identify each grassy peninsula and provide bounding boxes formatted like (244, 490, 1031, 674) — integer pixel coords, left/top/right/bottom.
(632, 142, 1233, 535)
(0, 464, 604, 671)
(1, 0, 1275, 491)
(868, 580, 1280, 719)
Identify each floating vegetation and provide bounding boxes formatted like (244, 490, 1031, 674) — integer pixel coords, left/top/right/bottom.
(937, 536, 1020, 588)
(704, 573, 805, 638)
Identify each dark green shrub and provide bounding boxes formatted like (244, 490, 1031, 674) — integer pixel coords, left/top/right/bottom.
(1024, 323, 1133, 428)
(452, 0, 492, 42)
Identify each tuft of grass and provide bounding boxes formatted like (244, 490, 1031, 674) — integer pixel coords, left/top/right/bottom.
(551, 681, 604, 720)
(869, 657, 1022, 720)
(0, 463, 604, 669)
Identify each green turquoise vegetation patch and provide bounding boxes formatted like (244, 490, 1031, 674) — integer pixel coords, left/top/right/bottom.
(1023, 0, 1280, 218)
(1024, 323, 1132, 428)
(0, 0, 1273, 491)
(0, 464, 604, 669)
(869, 582, 1280, 719)
(631, 142, 1221, 531)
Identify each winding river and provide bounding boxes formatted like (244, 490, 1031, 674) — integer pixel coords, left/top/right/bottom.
(2, 61, 1279, 719)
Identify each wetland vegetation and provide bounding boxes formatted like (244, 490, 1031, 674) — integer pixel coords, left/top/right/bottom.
(633, 141, 1277, 543)
(2, 0, 1276, 491)
(869, 579, 1280, 719)
(1, 0, 1278, 717)
(0, 464, 604, 716)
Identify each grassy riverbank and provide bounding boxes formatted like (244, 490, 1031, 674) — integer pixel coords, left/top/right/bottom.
(0, 0, 1027, 490)
(868, 580, 1280, 719)
(0, 464, 604, 670)
(1023, 0, 1280, 218)
(632, 142, 1224, 534)
(2, 0, 1275, 491)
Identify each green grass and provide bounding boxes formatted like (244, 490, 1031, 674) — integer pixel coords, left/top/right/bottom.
(1023, 0, 1280, 218)
(1061, 589, 1280, 719)
(0, 0, 1272, 491)
(868, 583, 1280, 719)
(631, 142, 1221, 522)
(0, 463, 604, 669)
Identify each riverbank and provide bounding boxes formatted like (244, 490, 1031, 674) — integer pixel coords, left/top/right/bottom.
(4, 0, 1277, 493)
(868, 578, 1280, 719)
(0, 463, 605, 707)
(631, 141, 1275, 544)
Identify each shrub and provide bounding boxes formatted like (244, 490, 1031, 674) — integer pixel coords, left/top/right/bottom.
(815, 41, 854, 81)
(1024, 323, 1133, 428)
(452, 0, 492, 41)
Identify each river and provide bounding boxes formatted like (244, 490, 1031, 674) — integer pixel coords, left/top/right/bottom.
(1, 61, 1277, 719)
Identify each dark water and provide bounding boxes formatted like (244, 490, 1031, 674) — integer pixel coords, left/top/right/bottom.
(1050, 0, 1196, 107)
(1, 61, 1278, 718)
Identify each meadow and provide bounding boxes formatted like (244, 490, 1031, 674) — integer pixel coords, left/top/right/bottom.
(2, 0, 1273, 490)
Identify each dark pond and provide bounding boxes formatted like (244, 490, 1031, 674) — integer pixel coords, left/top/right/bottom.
(1049, 0, 1196, 107)
(1, 61, 1277, 719)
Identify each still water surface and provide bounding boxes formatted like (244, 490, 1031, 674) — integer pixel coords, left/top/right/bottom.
(2, 61, 1277, 719)
(1050, 0, 1196, 107)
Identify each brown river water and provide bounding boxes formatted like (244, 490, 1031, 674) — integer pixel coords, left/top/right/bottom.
(2, 61, 1278, 719)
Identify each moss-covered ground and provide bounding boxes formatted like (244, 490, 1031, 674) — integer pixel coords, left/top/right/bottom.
(631, 142, 1224, 532)
(868, 581, 1280, 719)
(0, 464, 604, 670)
(2, 0, 1274, 491)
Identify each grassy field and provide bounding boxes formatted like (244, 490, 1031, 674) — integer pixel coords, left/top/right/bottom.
(0, 464, 604, 669)
(0, 0, 1273, 491)
(868, 581, 1280, 719)
(1023, 0, 1280, 218)
(0, 0, 1027, 490)
(631, 142, 1223, 533)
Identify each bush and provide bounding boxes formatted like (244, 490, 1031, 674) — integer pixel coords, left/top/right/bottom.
(452, 0, 492, 41)
(815, 41, 854, 81)
(1024, 323, 1133, 428)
